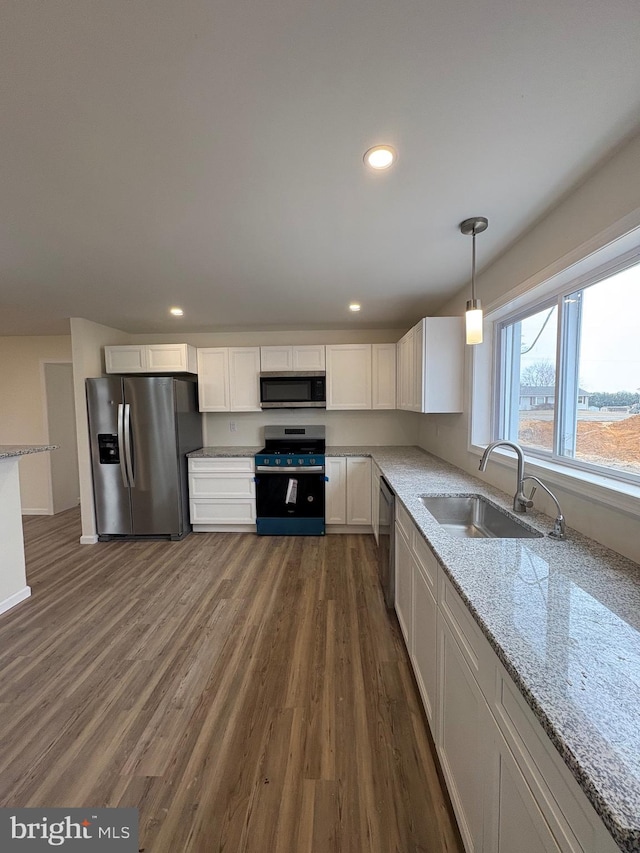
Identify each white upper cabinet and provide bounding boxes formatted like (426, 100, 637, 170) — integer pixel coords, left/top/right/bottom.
(104, 344, 197, 374)
(372, 343, 396, 409)
(326, 344, 372, 410)
(326, 343, 396, 410)
(396, 317, 464, 413)
(260, 345, 325, 372)
(197, 347, 260, 412)
(228, 348, 261, 411)
(292, 345, 325, 371)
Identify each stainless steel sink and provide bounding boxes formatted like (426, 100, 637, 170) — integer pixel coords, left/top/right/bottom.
(420, 494, 543, 539)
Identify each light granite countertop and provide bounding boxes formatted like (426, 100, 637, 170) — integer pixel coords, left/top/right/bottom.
(188, 443, 640, 851)
(370, 445, 640, 853)
(188, 446, 260, 458)
(0, 444, 57, 459)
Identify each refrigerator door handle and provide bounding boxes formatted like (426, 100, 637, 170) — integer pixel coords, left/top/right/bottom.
(117, 403, 129, 487)
(123, 403, 136, 487)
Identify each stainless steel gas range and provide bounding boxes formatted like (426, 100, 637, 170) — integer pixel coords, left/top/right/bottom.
(254, 425, 326, 535)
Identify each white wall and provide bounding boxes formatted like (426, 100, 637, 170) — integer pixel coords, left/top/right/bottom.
(204, 408, 419, 447)
(70, 318, 131, 543)
(418, 128, 640, 563)
(45, 363, 80, 513)
(0, 335, 72, 513)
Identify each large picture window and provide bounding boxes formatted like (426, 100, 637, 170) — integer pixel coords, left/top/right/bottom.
(496, 258, 640, 482)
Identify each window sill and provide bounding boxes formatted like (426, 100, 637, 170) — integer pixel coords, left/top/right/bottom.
(469, 444, 640, 519)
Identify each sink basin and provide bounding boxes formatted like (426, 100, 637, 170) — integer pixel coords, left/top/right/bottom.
(420, 494, 543, 539)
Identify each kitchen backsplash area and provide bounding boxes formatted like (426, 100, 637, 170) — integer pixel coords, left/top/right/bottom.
(202, 409, 420, 448)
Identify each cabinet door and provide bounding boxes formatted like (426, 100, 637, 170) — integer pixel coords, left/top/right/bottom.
(260, 346, 293, 371)
(485, 729, 566, 853)
(396, 332, 413, 411)
(292, 345, 325, 371)
(423, 317, 464, 413)
(371, 462, 381, 543)
(197, 348, 230, 412)
(346, 457, 371, 525)
(228, 348, 261, 411)
(326, 345, 372, 410)
(146, 343, 193, 373)
(412, 561, 438, 729)
(325, 457, 346, 524)
(394, 525, 413, 647)
(372, 343, 396, 409)
(104, 345, 146, 374)
(436, 616, 489, 853)
(411, 320, 425, 411)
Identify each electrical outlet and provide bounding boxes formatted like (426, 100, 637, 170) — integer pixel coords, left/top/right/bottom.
(229, 420, 237, 433)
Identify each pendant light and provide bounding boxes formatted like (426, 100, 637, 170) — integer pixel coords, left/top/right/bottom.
(460, 216, 488, 345)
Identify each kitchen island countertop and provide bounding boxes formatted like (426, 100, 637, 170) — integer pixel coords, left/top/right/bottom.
(0, 444, 57, 459)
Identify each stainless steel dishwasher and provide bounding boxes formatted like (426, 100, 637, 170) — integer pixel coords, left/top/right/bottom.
(378, 476, 395, 609)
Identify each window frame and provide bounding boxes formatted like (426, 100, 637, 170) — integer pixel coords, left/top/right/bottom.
(493, 247, 640, 487)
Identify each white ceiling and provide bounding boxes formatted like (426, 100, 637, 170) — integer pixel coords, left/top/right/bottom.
(2, 0, 639, 336)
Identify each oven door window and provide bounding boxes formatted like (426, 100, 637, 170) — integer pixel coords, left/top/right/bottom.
(256, 473, 325, 518)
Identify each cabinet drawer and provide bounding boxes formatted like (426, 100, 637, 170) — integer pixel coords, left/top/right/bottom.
(190, 499, 256, 524)
(188, 457, 254, 474)
(439, 573, 493, 695)
(395, 501, 413, 543)
(189, 473, 255, 499)
(412, 530, 438, 590)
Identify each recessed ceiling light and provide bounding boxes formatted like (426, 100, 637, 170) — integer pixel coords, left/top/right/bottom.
(363, 145, 396, 170)
(349, 303, 361, 312)
(169, 307, 184, 316)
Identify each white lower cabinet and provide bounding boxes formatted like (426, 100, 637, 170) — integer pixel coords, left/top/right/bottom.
(437, 616, 489, 853)
(395, 506, 619, 853)
(411, 551, 438, 727)
(188, 458, 256, 530)
(371, 461, 381, 544)
(394, 521, 413, 646)
(486, 728, 569, 853)
(325, 456, 372, 528)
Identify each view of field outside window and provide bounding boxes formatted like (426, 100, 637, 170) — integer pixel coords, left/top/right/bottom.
(515, 305, 557, 453)
(501, 260, 640, 479)
(571, 265, 640, 475)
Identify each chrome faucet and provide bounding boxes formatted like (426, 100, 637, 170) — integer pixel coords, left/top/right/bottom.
(478, 441, 533, 513)
(522, 476, 566, 540)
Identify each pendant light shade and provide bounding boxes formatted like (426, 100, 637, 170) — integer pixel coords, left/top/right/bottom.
(460, 217, 488, 345)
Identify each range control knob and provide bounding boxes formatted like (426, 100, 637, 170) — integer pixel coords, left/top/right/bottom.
(298, 458, 304, 465)
(286, 458, 292, 465)
(310, 458, 316, 465)
(275, 458, 281, 466)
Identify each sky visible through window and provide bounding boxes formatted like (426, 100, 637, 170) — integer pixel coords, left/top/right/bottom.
(520, 265, 640, 394)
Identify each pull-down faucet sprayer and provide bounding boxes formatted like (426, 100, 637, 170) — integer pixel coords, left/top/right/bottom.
(478, 441, 533, 513)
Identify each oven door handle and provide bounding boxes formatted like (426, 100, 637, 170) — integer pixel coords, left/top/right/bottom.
(255, 465, 325, 473)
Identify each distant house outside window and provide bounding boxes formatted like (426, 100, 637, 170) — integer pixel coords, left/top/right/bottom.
(496, 258, 640, 482)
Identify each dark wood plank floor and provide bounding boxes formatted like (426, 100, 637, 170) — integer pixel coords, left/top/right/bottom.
(0, 510, 463, 853)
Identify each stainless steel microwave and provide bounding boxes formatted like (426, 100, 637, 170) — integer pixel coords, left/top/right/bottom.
(259, 372, 326, 408)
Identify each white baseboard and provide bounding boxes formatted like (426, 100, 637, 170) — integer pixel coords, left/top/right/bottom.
(0, 586, 31, 616)
(80, 534, 99, 545)
(22, 508, 51, 516)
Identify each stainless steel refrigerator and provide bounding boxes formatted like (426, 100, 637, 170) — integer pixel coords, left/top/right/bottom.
(86, 376, 202, 540)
